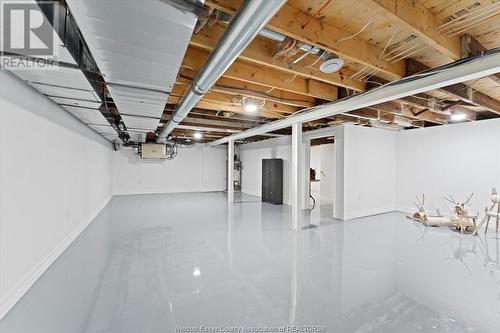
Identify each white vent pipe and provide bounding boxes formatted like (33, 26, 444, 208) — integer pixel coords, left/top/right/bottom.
(157, 0, 286, 142)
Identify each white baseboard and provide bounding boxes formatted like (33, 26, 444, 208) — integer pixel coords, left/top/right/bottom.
(395, 205, 414, 215)
(113, 188, 225, 196)
(0, 195, 112, 320)
(343, 205, 397, 220)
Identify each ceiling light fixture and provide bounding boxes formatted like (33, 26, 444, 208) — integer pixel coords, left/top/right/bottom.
(244, 102, 258, 113)
(450, 112, 467, 121)
(193, 132, 203, 140)
(320, 54, 344, 74)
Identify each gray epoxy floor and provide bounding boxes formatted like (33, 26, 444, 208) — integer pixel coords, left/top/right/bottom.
(1, 192, 500, 333)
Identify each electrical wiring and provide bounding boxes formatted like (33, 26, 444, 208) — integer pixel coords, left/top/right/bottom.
(301, 0, 333, 29)
(379, 26, 400, 60)
(305, 50, 327, 69)
(437, 1, 500, 37)
(335, 17, 374, 45)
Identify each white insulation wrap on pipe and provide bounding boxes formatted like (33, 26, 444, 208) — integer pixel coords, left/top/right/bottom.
(157, 0, 287, 142)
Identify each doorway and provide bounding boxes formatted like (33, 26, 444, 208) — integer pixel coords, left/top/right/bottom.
(308, 137, 335, 219)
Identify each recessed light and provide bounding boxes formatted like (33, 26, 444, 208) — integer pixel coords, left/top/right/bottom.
(244, 103, 258, 113)
(193, 267, 201, 277)
(193, 132, 203, 140)
(450, 112, 467, 121)
(320, 55, 344, 74)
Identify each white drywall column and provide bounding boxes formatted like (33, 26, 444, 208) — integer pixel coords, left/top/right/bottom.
(228, 140, 234, 203)
(291, 123, 302, 229)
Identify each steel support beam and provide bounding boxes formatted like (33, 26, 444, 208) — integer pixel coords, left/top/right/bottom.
(228, 140, 234, 203)
(291, 123, 302, 230)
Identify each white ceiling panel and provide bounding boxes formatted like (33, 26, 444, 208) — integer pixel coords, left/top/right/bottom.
(101, 134, 120, 142)
(9, 67, 98, 96)
(121, 115, 159, 132)
(66, 0, 198, 133)
(50, 96, 102, 109)
(89, 124, 117, 135)
(106, 85, 168, 117)
(64, 106, 109, 126)
(31, 83, 101, 101)
(10, 66, 101, 101)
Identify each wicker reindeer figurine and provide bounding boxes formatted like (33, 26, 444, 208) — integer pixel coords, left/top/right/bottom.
(473, 188, 500, 235)
(442, 194, 476, 234)
(409, 193, 476, 233)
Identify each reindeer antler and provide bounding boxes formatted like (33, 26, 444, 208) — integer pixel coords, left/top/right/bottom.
(413, 194, 425, 210)
(443, 194, 458, 205)
(464, 193, 474, 206)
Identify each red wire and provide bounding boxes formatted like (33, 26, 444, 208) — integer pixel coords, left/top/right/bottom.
(302, 0, 333, 29)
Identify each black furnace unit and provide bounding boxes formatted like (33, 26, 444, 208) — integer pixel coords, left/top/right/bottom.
(261, 158, 283, 205)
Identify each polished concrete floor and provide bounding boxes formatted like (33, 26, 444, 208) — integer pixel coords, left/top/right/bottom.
(1, 192, 500, 332)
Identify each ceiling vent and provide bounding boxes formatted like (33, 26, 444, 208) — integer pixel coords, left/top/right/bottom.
(141, 144, 167, 159)
(320, 54, 344, 73)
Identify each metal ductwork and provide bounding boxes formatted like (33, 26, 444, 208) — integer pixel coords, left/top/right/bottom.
(157, 0, 287, 142)
(66, 0, 200, 137)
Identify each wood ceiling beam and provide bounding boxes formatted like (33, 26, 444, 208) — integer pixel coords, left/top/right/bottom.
(439, 84, 500, 115)
(166, 105, 268, 123)
(190, 24, 365, 92)
(168, 95, 284, 119)
(182, 47, 338, 100)
(178, 68, 316, 108)
(160, 111, 259, 129)
(461, 34, 500, 81)
(347, 108, 395, 122)
(169, 84, 297, 118)
(205, 0, 405, 81)
(407, 59, 500, 115)
(180, 116, 254, 130)
(365, 75, 453, 118)
(360, 0, 460, 60)
(368, 101, 447, 124)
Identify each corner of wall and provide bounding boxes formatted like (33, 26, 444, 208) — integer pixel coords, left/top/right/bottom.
(0, 195, 112, 320)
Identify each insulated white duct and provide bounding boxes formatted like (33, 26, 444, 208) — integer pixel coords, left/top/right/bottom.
(67, 0, 200, 134)
(208, 49, 500, 146)
(156, 0, 287, 142)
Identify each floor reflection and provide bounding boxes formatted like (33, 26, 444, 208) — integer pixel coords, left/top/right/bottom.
(1, 192, 499, 332)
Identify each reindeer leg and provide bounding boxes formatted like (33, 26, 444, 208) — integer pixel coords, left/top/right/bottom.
(473, 215, 489, 235)
(496, 203, 500, 232)
(485, 216, 492, 233)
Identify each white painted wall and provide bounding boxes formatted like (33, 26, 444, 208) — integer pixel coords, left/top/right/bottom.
(0, 71, 113, 319)
(240, 136, 294, 205)
(112, 145, 226, 195)
(396, 119, 500, 216)
(309, 144, 335, 198)
(310, 145, 321, 193)
(241, 127, 344, 218)
(320, 143, 335, 199)
(343, 124, 397, 219)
